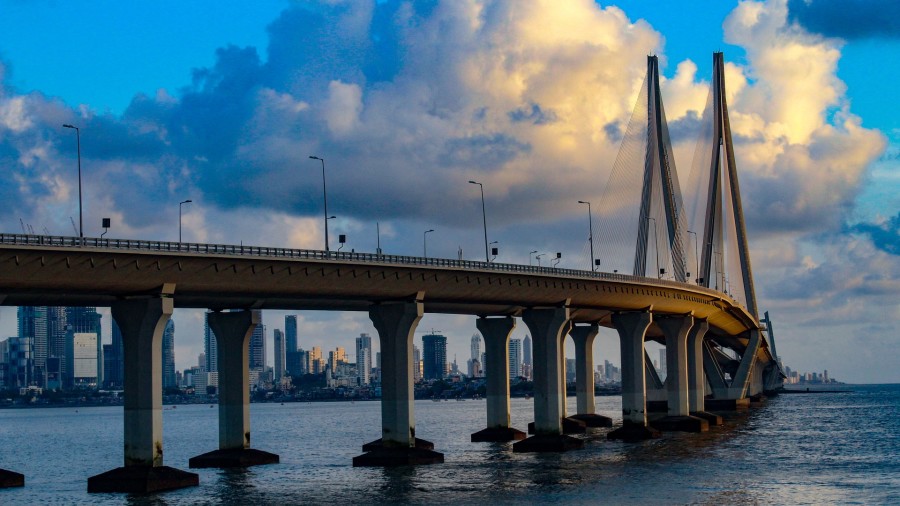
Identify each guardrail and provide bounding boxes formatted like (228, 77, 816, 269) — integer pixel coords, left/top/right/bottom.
(0, 233, 737, 303)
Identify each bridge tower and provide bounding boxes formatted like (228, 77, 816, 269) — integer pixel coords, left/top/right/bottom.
(695, 52, 758, 318)
(633, 55, 689, 282)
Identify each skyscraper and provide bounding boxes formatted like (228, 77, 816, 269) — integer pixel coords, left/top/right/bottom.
(413, 344, 422, 381)
(284, 315, 298, 354)
(65, 307, 101, 388)
(249, 310, 265, 371)
(356, 333, 372, 385)
(103, 319, 124, 389)
(509, 338, 522, 379)
(18, 306, 47, 386)
(309, 346, 323, 374)
(470, 333, 481, 362)
(273, 329, 285, 383)
(522, 334, 533, 380)
(422, 334, 447, 380)
(658, 349, 667, 380)
(162, 319, 176, 390)
(204, 311, 218, 373)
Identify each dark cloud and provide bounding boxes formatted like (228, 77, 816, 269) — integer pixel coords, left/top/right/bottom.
(849, 213, 900, 255)
(666, 110, 703, 143)
(508, 103, 557, 125)
(603, 121, 623, 143)
(787, 0, 900, 39)
(440, 134, 530, 169)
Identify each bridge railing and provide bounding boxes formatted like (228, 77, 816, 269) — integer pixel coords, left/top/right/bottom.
(0, 233, 736, 302)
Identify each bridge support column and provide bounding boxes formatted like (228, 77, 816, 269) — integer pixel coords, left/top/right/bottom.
(514, 305, 583, 452)
(471, 317, 525, 442)
(190, 310, 279, 468)
(608, 311, 659, 441)
(88, 295, 199, 493)
(354, 298, 443, 466)
(569, 324, 612, 428)
(687, 320, 722, 425)
(652, 315, 709, 433)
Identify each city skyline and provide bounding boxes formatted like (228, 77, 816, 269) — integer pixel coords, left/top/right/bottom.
(0, 1, 897, 383)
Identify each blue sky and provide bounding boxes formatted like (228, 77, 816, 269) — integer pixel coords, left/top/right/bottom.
(0, 0, 897, 382)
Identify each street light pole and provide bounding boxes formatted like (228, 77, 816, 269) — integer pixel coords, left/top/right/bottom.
(179, 199, 192, 243)
(647, 216, 660, 279)
(468, 180, 489, 262)
(62, 124, 82, 238)
(687, 230, 699, 283)
(529, 250, 538, 266)
(309, 156, 330, 251)
(578, 200, 595, 271)
(424, 229, 434, 258)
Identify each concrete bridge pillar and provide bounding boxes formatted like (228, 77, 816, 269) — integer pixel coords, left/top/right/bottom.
(88, 295, 199, 493)
(354, 298, 443, 466)
(189, 310, 279, 468)
(652, 314, 709, 433)
(569, 324, 612, 428)
(471, 316, 525, 442)
(687, 319, 723, 426)
(514, 305, 583, 452)
(607, 310, 659, 441)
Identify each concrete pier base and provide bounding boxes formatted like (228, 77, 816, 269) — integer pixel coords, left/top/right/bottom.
(513, 434, 584, 453)
(706, 398, 750, 411)
(362, 437, 434, 451)
(749, 394, 768, 407)
(569, 413, 613, 427)
(352, 447, 444, 467)
(0, 468, 24, 488)
(471, 427, 526, 442)
(527, 417, 587, 435)
(651, 415, 709, 433)
(647, 400, 668, 412)
(691, 411, 724, 426)
(607, 422, 661, 441)
(87, 465, 199, 494)
(188, 448, 279, 469)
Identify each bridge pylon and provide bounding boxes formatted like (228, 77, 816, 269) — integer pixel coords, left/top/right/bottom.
(633, 55, 689, 282)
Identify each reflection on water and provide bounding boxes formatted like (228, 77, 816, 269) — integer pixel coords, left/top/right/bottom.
(0, 385, 898, 505)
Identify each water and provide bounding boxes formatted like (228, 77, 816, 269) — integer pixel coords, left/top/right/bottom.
(1, 385, 898, 505)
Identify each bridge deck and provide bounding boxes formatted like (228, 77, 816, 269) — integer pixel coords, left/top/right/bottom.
(0, 234, 760, 343)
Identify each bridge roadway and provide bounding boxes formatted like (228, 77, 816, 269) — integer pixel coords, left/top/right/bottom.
(0, 234, 774, 493)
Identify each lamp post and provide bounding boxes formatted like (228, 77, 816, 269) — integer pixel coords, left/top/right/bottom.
(647, 217, 660, 279)
(424, 229, 434, 258)
(62, 124, 83, 238)
(468, 180, 489, 262)
(489, 240, 498, 262)
(687, 230, 699, 283)
(179, 199, 192, 243)
(578, 200, 596, 271)
(535, 253, 545, 267)
(529, 250, 538, 266)
(309, 156, 330, 251)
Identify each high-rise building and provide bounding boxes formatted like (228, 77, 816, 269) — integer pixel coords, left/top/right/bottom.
(65, 307, 101, 388)
(470, 333, 481, 362)
(356, 333, 372, 385)
(103, 320, 124, 389)
(309, 346, 323, 374)
(18, 306, 48, 386)
(565, 358, 576, 383)
(249, 310, 265, 371)
(422, 334, 447, 380)
(3, 336, 33, 388)
(162, 320, 176, 390)
(204, 311, 218, 373)
(509, 338, 522, 379)
(523, 334, 532, 368)
(284, 315, 298, 354)
(273, 329, 285, 383)
(328, 346, 346, 372)
(413, 345, 422, 381)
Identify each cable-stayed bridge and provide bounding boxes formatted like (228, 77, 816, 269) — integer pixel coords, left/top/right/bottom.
(0, 52, 783, 493)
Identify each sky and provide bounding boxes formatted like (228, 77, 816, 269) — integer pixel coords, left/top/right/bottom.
(0, 0, 897, 383)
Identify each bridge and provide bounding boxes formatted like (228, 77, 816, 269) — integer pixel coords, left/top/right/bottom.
(0, 53, 783, 493)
